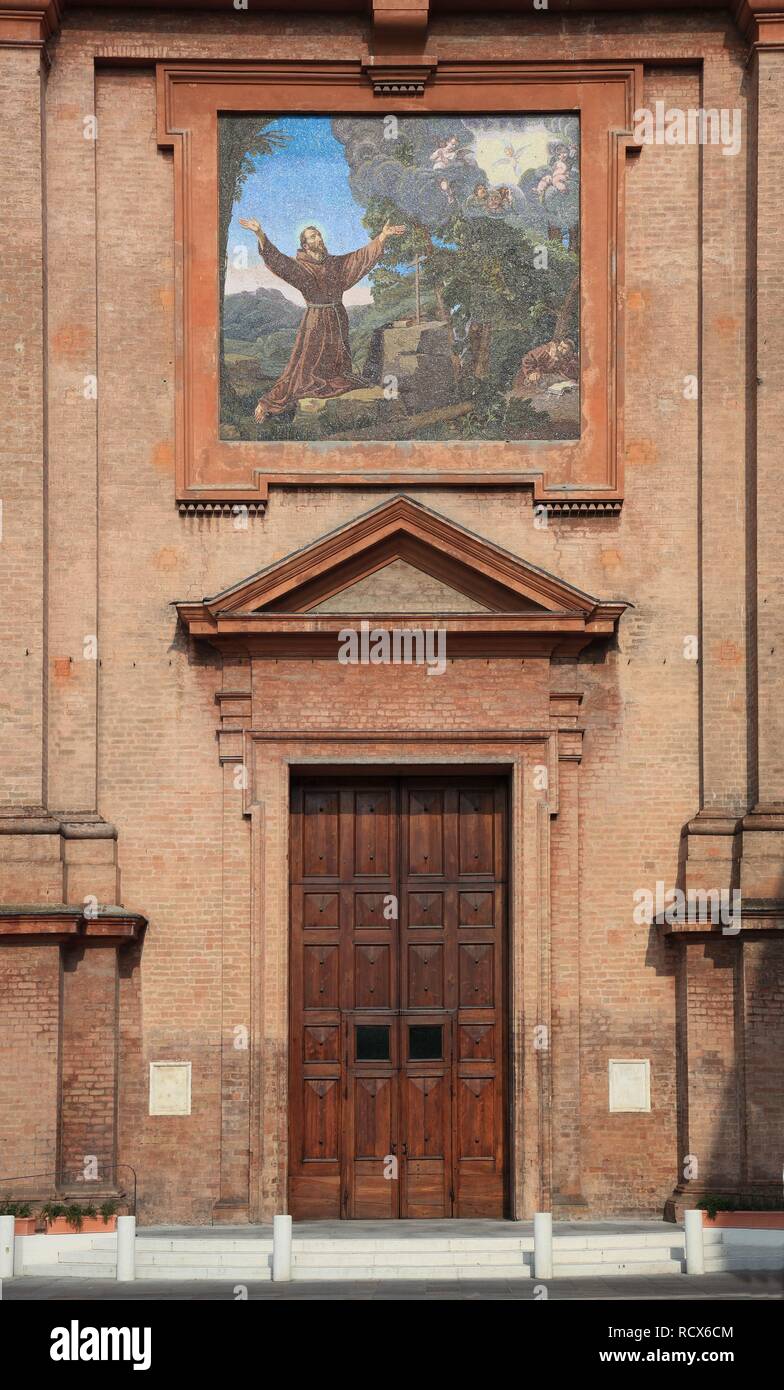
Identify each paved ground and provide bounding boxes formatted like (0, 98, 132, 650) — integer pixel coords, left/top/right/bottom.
(4, 1270, 782, 1299)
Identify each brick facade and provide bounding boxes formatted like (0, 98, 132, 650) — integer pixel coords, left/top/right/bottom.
(1, 0, 782, 1226)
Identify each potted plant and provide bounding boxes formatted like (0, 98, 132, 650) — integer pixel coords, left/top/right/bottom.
(0, 1199, 37, 1236)
(41, 1200, 118, 1234)
(698, 1195, 784, 1230)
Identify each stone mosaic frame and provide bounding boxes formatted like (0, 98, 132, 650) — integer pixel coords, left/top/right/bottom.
(156, 59, 641, 512)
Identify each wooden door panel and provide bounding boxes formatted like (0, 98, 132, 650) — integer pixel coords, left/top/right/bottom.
(302, 1078, 340, 1160)
(458, 787, 496, 875)
(354, 787, 394, 876)
(303, 1025, 340, 1063)
(355, 892, 392, 927)
(407, 942, 445, 1008)
(353, 1075, 393, 1156)
(457, 1075, 496, 1159)
(290, 776, 507, 1220)
(353, 943, 393, 1008)
(301, 788, 340, 876)
(302, 944, 340, 1009)
(458, 1022, 495, 1061)
(302, 891, 340, 929)
(348, 1067, 398, 1219)
(406, 787, 445, 875)
(402, 1073, 450, 1218)
(407, 890, 443, 927)
(458, 890, 495, 926)
(458, 942, 495, 1007)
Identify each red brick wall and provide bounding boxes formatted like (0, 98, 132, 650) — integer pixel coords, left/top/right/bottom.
(0, 946, 60, 1198)
(60, 946, 118, 1187)
(743, 938, 784, 1187)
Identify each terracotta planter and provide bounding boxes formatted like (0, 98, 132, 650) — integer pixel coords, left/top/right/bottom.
(13, 1217, 38, 1235)
(702, 1211, 784, 1230)
(44, 1215, 118, 1234)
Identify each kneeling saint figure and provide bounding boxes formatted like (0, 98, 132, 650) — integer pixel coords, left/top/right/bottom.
(238, 217, 405, 422)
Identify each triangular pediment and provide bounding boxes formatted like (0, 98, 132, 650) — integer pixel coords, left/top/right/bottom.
(197, 496, 601, 617)
(176, 496, 628, 655)
(308, 559, 492, 614)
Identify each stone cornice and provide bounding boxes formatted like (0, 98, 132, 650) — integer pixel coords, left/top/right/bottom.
(732, 0, 784, 46)
(0, 904, 146, 943)
(0, 0, 62, 50)
(3, 1, 783, 54)
(0, 811, 117, 838)
(175, 495, 629, 657)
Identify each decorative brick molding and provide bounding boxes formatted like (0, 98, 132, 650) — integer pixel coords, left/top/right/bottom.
(176, 495, 629, 660)
(240, 731, 566, 1218)
(156, 59, 639, 508)
(0, 812, 123, 908)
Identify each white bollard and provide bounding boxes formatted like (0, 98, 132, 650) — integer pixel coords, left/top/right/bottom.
(0, 1215, 14, 1280)
(533, 1211, 553, 1280)
(684, 1208, 704, 1275)
(272, 1213, 292, 1282)
(116, 1215, 136, 1281)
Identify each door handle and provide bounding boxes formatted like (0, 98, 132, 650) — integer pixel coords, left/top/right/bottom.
(401, 1142, 408, 1156)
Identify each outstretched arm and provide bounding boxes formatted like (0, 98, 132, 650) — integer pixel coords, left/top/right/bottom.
(238, 216, 311, 296)
(335, 221, 406, 292)
(239, 216, 266, 249)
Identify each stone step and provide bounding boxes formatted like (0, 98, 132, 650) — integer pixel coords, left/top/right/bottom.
(291, 1248, 528, 1269)
(553, 1245, 684, 1266)
(554, 1259, 684, 1277)
(281, 1264, 532, 1281)
(136, 1249, 271, 1268)
(23, 1262, 116, 1279)
(47, 1247, 117, 1264)
(705, 1252, 784, 1272)
(135, 1266, 273, 1282)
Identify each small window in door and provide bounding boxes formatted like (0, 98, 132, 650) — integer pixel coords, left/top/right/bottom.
(355, 1024, 391, 1061)
(408, 1024, 443, 1060)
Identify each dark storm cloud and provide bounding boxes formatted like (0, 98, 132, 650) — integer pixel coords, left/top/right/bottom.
(331, 115, 579, 234)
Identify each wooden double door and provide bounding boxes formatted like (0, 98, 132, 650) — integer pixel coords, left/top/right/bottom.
(289, 776, 507, 1219)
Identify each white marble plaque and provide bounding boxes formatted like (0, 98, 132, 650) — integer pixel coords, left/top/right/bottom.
(149, 1061, 191, 1116)
(608, 1058, 650, 1113)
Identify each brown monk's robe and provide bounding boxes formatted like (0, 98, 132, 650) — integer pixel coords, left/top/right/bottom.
(256, 235, 385, 415)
